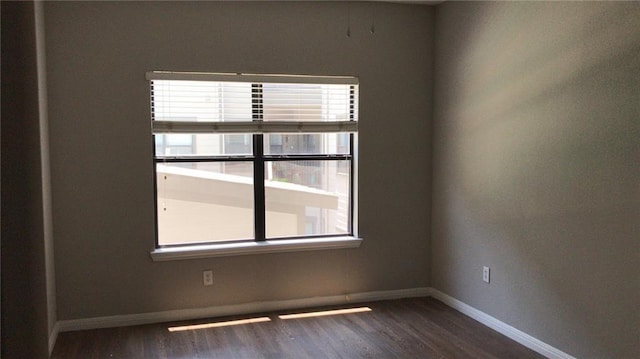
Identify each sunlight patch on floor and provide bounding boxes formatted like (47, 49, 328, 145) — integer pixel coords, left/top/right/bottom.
(278, 307, 372, 320)
(168, 317, 271, 332)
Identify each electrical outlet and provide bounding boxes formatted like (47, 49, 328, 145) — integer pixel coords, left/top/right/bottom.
(203, 270, 213, 286)
(483, 266, 490, 283)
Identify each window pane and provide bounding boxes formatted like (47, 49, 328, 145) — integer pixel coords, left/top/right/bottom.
(265, 160, 350, 238)
(156, 162, 254, 245)
(263, 84, 352, 122)
(264, 133, 350, 155)
(155, 134, 252, 156)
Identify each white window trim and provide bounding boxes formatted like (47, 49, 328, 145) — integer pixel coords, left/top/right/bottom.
(149, 71, 361, 260)
(146, 71, 358, 85)
(150, 236, 362, 261)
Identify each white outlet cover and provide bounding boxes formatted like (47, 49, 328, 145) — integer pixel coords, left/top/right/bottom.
(482, 266, 490, 283)
(203, 270, 214, 286)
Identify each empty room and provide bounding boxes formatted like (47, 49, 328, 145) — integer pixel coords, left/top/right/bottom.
(1, 1, 638, 358)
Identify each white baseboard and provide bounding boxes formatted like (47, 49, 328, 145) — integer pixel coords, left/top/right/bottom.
(430, 289, 575, 359)
(57, 287, 431, 333)
(52, 287, 572, 359)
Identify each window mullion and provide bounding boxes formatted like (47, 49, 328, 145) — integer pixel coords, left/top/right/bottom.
(252, 84, 266, 241)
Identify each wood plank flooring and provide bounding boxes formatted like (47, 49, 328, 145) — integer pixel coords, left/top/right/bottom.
(51, 297, 545, 358)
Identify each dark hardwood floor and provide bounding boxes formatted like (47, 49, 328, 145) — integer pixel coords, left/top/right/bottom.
(51, 297, 545, 358)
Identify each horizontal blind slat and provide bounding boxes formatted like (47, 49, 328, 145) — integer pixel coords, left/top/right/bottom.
(152, 121, 358, 134)
(149, 73, 358, 130)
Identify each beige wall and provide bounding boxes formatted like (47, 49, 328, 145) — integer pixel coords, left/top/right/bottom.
(432, 2, 639, 357)
(45, 1, 433, 320)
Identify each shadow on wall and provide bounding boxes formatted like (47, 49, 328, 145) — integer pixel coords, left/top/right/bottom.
(456, 7, 639, 219)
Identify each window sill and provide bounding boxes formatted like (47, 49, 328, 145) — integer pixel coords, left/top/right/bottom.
(150, 236, 362, 262)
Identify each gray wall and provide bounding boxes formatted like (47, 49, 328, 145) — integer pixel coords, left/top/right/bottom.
(35, 0, 58, 347)
(432, 2, 639, 358)
(45, 2, 433, 320)
(1, 1, 56, 358)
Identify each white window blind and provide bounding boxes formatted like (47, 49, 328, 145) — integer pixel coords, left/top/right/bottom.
(147, 71, 358, 134)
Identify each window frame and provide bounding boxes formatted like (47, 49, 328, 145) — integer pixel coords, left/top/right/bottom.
(148, 72, 361, 260)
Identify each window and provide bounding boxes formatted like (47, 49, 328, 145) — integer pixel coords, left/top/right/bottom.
(148, 72, 359, 255)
